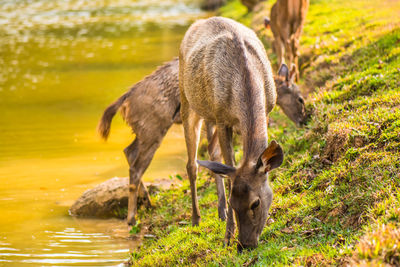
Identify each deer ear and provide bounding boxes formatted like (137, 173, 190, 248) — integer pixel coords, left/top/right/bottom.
(264, 17, 271, 29)
(197, 160, 236, 175)
(289, 64, 297, 83)
(256, 140, 284, 173)
(278, 64, 289, 82)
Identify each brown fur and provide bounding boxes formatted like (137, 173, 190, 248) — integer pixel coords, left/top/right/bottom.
(201, 0, 226, 10)
(179, 17, 284, 250)
(241, 0, 260, 11)
(265, 0, 309, 80)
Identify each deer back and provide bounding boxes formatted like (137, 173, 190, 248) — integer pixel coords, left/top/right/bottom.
(180, 17, 276, 138)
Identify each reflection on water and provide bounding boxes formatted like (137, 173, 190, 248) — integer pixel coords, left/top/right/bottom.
(0, 0, 208, 265)
(0, 220, 135, 266)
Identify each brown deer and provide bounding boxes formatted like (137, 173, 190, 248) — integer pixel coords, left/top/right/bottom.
(179, 17, 284, 251)
(264, 0, 309, 80)
(241, 0, 260, 11)
(201, 0, 226, 10)
(98, 59, 181, 226)
(98, 58, 305, 226)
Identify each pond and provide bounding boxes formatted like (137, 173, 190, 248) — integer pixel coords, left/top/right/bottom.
(0, 0, 208, 265)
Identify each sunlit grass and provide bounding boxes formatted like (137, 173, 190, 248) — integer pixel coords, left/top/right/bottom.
(129, 0, 400, 265)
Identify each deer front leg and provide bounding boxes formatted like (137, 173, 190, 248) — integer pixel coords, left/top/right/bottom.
(216, 124, 235, 245)
(182, 107, 203, 226)
(206, 122, 227, 221)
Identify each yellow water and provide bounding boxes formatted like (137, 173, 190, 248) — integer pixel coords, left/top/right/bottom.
(0, 0, 208, 265)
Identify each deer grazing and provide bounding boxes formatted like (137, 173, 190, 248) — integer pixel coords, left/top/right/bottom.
(98, 57, 305, 227)
(179, 17, 284, 250)
(98, 59, 181, 226)
(264, 0, 309, 81)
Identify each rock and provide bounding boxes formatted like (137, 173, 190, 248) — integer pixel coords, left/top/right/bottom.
(281, 227, 295, 234)
(69, 177, 130, 219)
(69, 177, 179, 219)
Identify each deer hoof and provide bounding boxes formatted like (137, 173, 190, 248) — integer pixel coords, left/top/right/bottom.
(218, 208, 227, 221)
(144, 199, 153, 210)
(223, 238, 231, 247)
(127, 214, 137, 226)
(192, 216, 201, 226)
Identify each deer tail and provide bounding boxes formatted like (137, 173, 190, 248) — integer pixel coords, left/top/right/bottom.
(97, 91, 130, 140)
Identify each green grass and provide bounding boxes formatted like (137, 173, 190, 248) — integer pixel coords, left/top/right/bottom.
(129, 0, 400, 265)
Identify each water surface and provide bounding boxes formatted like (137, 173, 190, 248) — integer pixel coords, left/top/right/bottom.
(0, 0, 208, 265)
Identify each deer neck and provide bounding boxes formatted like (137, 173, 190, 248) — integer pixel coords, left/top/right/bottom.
(239, 72, 268, 164)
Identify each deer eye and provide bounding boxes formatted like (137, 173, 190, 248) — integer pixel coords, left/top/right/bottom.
(298, 97, 304, 104)
(250, 199, 260, 210)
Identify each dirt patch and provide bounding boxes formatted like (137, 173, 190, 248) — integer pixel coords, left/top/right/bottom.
(145, 178, 181, 193)
(324, 124, 351, 162)
(299, 253, 331, 267)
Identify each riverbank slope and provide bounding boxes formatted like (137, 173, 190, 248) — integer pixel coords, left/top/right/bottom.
(129, 0, 400, 265)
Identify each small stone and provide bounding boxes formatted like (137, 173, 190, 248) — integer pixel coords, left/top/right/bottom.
(281, 227, 294, 234)
(322, 158, 332, 165)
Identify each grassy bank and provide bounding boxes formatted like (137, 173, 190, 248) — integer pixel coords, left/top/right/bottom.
(129, 0, 400, 265)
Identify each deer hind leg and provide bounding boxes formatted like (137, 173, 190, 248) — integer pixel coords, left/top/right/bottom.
(124, 135, 163, 226)
(274, 37, 285, 68)
(206, 122, 227, 221)
(124, 139, 152, 210)
(216, 124, 235, 245)
(138, 181, 152, 210)
(292, 17, 306, 81)
(291, 37, 300, 81)
(182, 105, 203, 226)
(124, 139, 140, 225)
